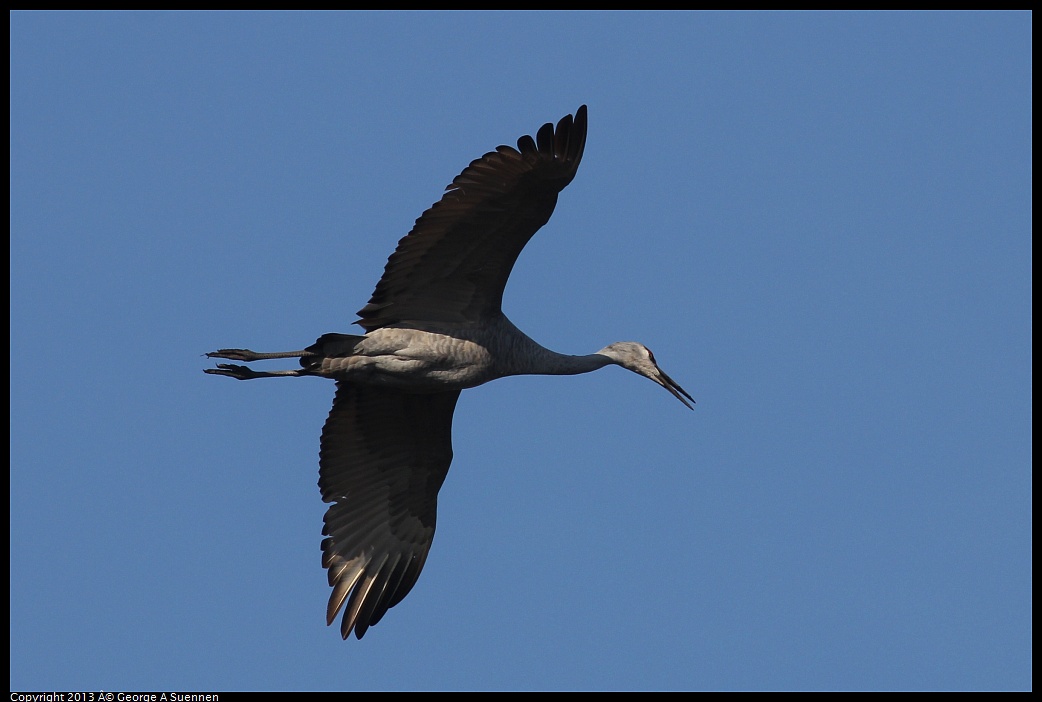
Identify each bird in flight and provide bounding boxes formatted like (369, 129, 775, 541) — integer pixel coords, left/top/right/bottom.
(205, 105, 693, 639)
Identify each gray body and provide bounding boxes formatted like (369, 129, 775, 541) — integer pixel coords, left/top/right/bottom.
(307, 317, 615, 390)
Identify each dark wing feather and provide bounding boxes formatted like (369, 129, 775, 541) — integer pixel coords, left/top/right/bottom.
(319, 382, 461, 639)
(356, 105, 588, 331)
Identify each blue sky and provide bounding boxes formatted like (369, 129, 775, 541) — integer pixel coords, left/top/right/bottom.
(10, 11, 1031, 692)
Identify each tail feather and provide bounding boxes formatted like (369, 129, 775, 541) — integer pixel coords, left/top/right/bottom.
(301, 333, 366, 370)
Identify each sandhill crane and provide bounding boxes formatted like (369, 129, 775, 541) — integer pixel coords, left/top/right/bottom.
(205, 105, 693, 640)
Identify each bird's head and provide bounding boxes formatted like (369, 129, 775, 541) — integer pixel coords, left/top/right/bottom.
(597, 342, 694, 410)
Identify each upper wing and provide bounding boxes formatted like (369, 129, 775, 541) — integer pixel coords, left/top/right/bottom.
(318, 382, 461, 639)
(356, 106, 588, 331)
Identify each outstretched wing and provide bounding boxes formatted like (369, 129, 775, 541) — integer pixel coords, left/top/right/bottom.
(356, 105, 588, 331)
(318, 382, 461, 639)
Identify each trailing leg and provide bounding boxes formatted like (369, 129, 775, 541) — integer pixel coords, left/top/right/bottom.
(205, 333, 366, 380)
(206, 348, 311, 362)
(204, 364, 306, 380)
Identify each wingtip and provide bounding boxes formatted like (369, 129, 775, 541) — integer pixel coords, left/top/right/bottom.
(566, 105, 588, 164)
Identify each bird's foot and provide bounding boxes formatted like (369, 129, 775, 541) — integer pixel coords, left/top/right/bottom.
(204, 363, 262, 380)
(206, 348, 261, 362)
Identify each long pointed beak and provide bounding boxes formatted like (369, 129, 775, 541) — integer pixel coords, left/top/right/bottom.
(653, 367, 695, 410)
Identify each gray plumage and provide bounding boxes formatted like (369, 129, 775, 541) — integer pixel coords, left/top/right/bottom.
(205, 106, 693, 640)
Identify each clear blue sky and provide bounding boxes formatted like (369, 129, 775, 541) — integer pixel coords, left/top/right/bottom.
(10, 11, 1031, 692)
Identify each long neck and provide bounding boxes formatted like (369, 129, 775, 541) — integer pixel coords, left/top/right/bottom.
(516, 348, 613, 377)
(490, 316, 614, 377)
